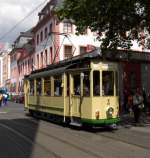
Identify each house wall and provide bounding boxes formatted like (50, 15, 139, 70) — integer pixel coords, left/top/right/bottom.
(58, 23, 100, 60)
(34, 20, 100, 69)
(122, 62, 141, 93)
(2, 53, 10, 87)
(0, 57, 3, 87)
(10, 52, 19, 94)
(34, 19, 55, 69)
(141, 63, 150, 93)
(18, 52, 34, 93)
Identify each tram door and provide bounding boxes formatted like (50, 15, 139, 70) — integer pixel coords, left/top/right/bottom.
(69, 73, 82, 119)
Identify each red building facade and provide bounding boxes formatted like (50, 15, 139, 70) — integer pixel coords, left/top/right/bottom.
(9, 31, 33, 95)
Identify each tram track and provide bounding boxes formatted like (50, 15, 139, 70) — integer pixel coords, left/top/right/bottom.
(98, 132, 150, 150)
(0, 118, 104, 158)
(94, 127, 150, 151)
(0, 125, 28, 158)
(1, 112, 150, 158)
(5, 118, 150, 158)
(0, 122, 62, 158)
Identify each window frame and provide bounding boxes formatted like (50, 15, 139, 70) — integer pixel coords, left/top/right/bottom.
(63, 22, 72, 33)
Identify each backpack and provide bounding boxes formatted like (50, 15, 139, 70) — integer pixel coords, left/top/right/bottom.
(133, 94, 144, 109)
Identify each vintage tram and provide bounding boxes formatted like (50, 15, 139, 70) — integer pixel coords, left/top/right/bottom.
(24, 50, 120, 127)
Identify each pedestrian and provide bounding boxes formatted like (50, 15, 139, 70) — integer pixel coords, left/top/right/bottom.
(3, 93, 8, 105)
(147, 92, 150, 115)
(132, 88, 144, 125)
(0, 93, 3, 107)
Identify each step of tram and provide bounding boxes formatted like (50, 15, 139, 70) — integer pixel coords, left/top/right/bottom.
(69, 122, 82, 127)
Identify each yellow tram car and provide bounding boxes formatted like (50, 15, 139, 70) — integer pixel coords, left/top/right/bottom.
(24, 51, 120, 127)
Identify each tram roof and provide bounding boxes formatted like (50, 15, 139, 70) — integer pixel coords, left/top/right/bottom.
(25, 48, 150, 79)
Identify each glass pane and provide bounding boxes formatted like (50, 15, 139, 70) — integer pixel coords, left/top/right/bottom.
(73, 74, 80, 95)
(44, 77, 51, 96)
(30, 80, 34, 95)
(93, 71, 100, 96)
(80, 47, 86, 54)
(102, 71, 114, 96)
(36, 78, 42, 95)
(54, 75, 62, 96)
(83, 72, 90, 96)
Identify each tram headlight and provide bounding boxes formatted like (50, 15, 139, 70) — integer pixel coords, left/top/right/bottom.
(106, 107, 114, 118)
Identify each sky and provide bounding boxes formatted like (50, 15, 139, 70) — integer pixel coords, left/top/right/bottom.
(0, 0, 48, 45)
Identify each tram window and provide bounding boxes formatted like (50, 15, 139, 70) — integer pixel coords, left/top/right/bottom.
(36, 78, 42, 95)
(44, 77, 51, 96)
(29, 80, 34, 95)
(102, 71, 114, 96)
(73, 74, 80, 95)
(83, 72, 90, 96)
(93, 71, 100, 96)
(54, 75, 62, 96)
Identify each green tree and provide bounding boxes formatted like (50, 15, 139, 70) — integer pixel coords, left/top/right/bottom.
(57, 0, 150, 49)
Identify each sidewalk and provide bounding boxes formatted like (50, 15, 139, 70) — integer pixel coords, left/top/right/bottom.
(120, 112, 150, 126)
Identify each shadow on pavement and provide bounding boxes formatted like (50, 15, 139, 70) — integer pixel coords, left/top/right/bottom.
(0, 117, 40, 158)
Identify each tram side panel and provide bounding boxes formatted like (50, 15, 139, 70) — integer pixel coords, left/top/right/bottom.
(28, 96, 64, 116)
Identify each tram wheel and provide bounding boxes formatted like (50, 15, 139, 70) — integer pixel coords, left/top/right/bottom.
(109, 123, 118, 130)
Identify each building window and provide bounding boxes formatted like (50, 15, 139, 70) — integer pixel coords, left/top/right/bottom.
(37, 54, 39, 69)
(45, 49, 47, 66)
(63, 22, 72, 33)
(40, 31, 43, 42)
(22, 63, 24, 75)
(49, 23, 52, 34)
(64, 45, 72, 59)
(45, 27, 48, 39)
(25, 61, 27, 74)
(28, 59, 30, 73)
(41, 52, 43, 68)
(50, 47, 53, 64)
(80, 46, 86, 54)
(31, 58, 33, 70)
(37, 34, 39, 45)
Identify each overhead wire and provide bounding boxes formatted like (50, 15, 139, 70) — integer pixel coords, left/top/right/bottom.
(52, 34, 66, 64)
(0, 0, 77, 68)
(0, 0, 48, 41)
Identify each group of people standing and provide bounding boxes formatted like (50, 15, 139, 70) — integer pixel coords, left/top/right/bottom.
(123, 88, 150, 124)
